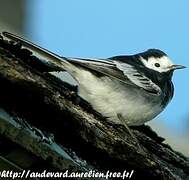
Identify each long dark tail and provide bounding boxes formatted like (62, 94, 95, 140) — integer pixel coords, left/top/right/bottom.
(2, 32, 70, 71)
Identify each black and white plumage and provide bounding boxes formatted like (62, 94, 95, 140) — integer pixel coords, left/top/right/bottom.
(2, 32, 185, 126)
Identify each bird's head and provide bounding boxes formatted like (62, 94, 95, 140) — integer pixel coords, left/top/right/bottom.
(139, 49, 186, 74)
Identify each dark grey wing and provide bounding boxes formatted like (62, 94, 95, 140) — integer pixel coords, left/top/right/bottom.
(68, 57, 133, 84)
(68, 58, 161, 95)
(113, 60, 161, 94)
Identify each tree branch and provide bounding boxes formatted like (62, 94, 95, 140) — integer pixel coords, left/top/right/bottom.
(0, 35, 188, 179)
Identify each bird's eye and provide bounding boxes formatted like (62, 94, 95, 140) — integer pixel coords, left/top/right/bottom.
(155, 63, 160, 67)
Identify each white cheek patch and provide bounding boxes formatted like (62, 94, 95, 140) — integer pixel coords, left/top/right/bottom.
(140, 56, 174, 73)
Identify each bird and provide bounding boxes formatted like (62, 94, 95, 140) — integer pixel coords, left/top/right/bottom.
(2, 32, 186, 128)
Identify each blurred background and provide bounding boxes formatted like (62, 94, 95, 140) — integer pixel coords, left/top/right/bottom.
(0, 0, 188, 156)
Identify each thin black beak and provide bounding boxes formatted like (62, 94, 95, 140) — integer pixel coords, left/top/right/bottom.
(169, 64, 186, 71)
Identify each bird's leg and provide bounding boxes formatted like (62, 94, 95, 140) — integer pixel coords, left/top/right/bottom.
(117, 113, 145, 153)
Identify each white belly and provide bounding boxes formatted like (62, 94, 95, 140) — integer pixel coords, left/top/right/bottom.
(65, 64, 163, 126)
(75, 71, 163, 126)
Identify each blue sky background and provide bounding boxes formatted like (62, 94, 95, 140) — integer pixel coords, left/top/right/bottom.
(25, 0, 189, 153)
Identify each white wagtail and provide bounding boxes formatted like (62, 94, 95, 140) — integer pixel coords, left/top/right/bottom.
(3, 32, 185, 132)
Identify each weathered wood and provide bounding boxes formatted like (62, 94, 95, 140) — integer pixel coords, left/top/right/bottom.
(0, 35, 188, 179)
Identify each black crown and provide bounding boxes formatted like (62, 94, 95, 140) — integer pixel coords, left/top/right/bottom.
(138, 49, 167, 59)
